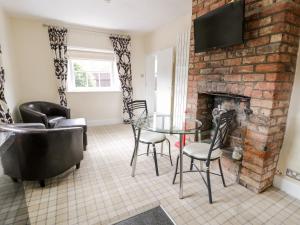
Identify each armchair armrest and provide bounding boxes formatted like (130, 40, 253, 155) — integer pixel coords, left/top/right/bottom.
(19, 107, 48, 127)
(7, 123, 46, 129)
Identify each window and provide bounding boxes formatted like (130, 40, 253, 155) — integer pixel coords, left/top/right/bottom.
(68, 48, 120, 92)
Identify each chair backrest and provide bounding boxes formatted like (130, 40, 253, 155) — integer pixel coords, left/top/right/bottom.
(127, 100, 148, 120)
(126, 100, 148, 139)
(207, 110, 235, 164)
(20, 101, 57, 115)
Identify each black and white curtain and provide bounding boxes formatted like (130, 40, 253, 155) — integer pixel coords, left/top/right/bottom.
(0, 45, 13, 124)
(110, 35, 133, 123)
(48, 26, 68, 107)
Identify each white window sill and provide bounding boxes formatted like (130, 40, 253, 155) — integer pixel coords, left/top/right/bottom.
(67, 89, 121, 93)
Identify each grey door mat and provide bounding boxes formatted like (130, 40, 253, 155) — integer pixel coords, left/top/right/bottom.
(113, 206, 175, 225)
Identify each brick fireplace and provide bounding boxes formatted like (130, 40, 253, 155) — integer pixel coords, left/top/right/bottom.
(187, 0, 300, 192)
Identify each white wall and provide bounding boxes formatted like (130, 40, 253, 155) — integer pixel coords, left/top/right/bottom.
(0, 12, 191, 126)
(0, 8, 19, 120)
(3, 12, 191, 126)
(274, 41, 300, 199)
(11, 18, 145, 125)
(144, 13, 191, 54)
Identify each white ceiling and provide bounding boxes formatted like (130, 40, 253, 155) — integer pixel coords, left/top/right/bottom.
(0, 0, 192, 32)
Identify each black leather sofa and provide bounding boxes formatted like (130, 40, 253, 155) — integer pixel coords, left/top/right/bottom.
(0, 123, 84, 187)
(19, 101, 71, 128)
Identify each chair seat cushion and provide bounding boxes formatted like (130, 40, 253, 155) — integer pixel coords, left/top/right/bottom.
(183, 142, 222, 160)
(48, 116, 65, 128)
(140, 131, 166, 143)
(54, 118, 87, 132)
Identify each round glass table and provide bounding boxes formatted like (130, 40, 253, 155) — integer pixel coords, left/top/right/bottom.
(131, 113, 202, 199)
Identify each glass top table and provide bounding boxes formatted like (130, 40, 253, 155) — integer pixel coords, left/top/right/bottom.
(131, 113, 203, 199)
(133, 113, 202, 135)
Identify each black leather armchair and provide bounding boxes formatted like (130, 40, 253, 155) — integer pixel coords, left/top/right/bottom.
(19, 101, 71, 128)
(0, 123, 83, 187)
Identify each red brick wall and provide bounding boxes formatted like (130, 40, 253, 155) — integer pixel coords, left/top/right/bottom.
(187, 0, 300, 192)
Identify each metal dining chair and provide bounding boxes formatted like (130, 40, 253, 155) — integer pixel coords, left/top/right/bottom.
(172, 110, 235, 203)
(127, 100, 172, 176)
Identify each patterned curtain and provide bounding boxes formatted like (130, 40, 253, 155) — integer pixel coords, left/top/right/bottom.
(110, 35, 133, 123)
(48, 26, 68, 107)
(0, 45, 13, 124)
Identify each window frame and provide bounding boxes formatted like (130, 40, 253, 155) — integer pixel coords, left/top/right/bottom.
(67, 49, 120, 93)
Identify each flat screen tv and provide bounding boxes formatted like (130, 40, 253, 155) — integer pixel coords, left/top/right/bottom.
(194, 0, 245, 53)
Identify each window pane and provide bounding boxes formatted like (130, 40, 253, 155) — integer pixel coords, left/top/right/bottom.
(75, 72, 87, 87)
(100, 73, 111, 87)
(88, 73, 100, 87)
(71, 59, 114, 89)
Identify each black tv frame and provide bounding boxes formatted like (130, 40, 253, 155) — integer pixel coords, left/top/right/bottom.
(194, 0, 245, 53)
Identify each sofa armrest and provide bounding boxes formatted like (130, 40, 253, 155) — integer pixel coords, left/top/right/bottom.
(8, 123, 46, 129)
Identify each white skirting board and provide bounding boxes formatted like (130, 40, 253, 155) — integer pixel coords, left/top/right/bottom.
(273, 175, 300, 200)
(87, 118, 123, 127)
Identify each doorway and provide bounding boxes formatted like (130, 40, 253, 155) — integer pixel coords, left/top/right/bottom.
(145, 48, 174, 114)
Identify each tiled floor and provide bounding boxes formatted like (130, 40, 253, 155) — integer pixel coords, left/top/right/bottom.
(0, 177, 28, 225)
(1, 124, 300, 225)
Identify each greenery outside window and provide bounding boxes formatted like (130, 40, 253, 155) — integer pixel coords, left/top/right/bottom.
(67, 48, 120, 92)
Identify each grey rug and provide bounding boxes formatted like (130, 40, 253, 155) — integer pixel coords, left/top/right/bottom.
(114, 206, 175, 225)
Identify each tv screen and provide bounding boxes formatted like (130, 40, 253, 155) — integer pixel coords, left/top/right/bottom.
(194, 0, 245, 53)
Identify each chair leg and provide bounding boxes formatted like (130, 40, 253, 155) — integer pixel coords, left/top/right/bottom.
(218, 158, 226, 187)
(147, 144, 150, 156)
(130, 144, 136, 166)
(166, 139, 173, 166)
(39, 180, 45, 188)
(152, 144, 159, 176)
(161, 142, 164, 156)
(172, 155, 179, 184)
(190, 157, 194, 171)
(206, 168, 212, 204)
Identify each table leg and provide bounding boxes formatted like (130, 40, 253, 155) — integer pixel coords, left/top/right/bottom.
(131, 128, 141, 177)
(179, 133, 183, 199)
(161, 117, 165, 157)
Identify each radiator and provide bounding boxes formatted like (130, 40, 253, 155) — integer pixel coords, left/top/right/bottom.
(173, 30, 190, 129)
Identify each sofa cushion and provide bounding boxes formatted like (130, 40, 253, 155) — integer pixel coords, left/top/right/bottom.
(54, 118, 87, 132)
(48, 116, 65, 128)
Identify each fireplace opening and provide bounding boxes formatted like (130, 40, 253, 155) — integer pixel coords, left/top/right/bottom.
(196, 92, 252, 181)
(197, 92, 251, 159)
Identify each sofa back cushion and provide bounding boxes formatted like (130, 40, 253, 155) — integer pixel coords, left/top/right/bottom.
(26, 102, 53, 115)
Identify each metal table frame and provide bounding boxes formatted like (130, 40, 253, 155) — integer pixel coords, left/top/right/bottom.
(130, 114, 201, 199)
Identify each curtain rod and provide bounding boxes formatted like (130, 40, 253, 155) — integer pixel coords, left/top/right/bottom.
(42, 24, 129, 37)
